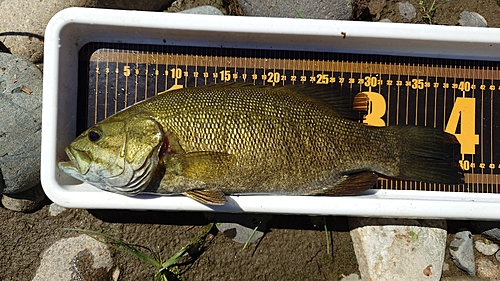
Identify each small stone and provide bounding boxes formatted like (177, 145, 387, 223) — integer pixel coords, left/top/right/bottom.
(379, 18, 393, 23)
(349, 218, 446, 281)
(167, 0, 226, 14)
(178, 5, 224, 15)
(48, 203, 67, 216)
(475, 240, 499, 256)
(449, 230, 476, 275)
(33, 234, 113, 281)
(206, 213, 271, 244)
(112, 267, 120, 281)
(496, 250, 500, 263)
(458, 11, 487, 27)
(0, 52, 43, 194)
(1, 184, 45, 212)
(471, 221, 500, 243)
(367, 0, 387, 19)
(397, 1, 416, 21)
(443, 262, 450, 271)
(340, 273, 361, 281)
(476, 257, 500, 280)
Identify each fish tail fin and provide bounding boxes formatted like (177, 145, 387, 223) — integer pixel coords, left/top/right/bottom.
(387, 126, 464, 184)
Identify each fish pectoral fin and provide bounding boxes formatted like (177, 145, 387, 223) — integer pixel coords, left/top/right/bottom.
(184, 189, 227, 205)
(315, 172, 378, 196)
(168, 152, 236, 181)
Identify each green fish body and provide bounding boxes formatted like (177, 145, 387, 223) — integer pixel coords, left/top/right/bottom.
(59, 83, 463, 205)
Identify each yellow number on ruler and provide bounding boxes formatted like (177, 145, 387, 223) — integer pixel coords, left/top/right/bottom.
(220, 70, 231, 81)
(267, 72, 281, 84)
(364, 76, 378, 87)
(459, 160, 470, 171)
(444, 97, 479, 155)
(411, 79, 424, 89)
(123, 65, 130, 77)
(359, 91, 386, 127)
(316, 74, 329, 84)
(170, 68, 182, 79)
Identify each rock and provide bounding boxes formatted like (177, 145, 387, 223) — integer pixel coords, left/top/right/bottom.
(458, 11, 488, 27)
(367, 0, 387, 20)
(167, 0, 227, 14)
(349, 218, 446, 281)
(33, 234, 114, 281)
(238, 0, 352, 20)
(340, 273, 361, 281)
(476, 257, 500, 280)
(471, 221, 500, 243)
(475, 240, 499, 256)
(496, 250, 500, 263)
(112, 267, 120, 281)
(1, 184, 45, 212)
(397, 1, 416, 21)
(443, 262, 450, 271)
(178, 5, 224, 15)
(206, 213, 271, 244)
(0, 52, 42, 194)
(0, 0, 175, 63)
(449, 230, 476, 275)
(379, 18, 393, 23)
(48, 203, 67, 216)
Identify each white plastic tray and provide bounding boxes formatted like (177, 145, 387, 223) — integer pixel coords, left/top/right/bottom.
(42, 7, 500, 219)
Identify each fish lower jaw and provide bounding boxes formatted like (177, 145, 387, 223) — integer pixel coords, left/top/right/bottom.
(58, 161, 85, 182)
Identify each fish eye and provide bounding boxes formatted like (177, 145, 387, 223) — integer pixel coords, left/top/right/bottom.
(88, 129, 102, 142)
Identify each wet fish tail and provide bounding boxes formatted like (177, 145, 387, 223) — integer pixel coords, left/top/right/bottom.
(386, 126, 464, 184)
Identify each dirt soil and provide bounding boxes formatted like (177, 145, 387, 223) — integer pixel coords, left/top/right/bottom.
(354, 0, 500, 26)
(3, 0, 500, 280)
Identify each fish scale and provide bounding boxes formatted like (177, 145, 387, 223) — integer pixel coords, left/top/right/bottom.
(141, 85, 403, 192)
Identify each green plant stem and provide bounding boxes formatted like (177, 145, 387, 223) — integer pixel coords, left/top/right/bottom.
(242, 225, 259, 250)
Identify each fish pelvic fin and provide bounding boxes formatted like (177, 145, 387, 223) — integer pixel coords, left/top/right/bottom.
(387, 126, 464, 184)
(312, 172, 378, 196)
(184, 189, 227, 205)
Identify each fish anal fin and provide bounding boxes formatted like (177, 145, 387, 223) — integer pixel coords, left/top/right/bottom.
(316, 172, 378, 196)
(184, 189, 227, 205)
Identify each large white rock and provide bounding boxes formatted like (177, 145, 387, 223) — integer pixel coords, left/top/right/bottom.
(349, 218, 447, 281)
(238, 0, 352, 20)
(32, 234, 113, 281)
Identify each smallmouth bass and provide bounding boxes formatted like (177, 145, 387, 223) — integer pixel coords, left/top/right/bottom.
(59, 83, 463, 205)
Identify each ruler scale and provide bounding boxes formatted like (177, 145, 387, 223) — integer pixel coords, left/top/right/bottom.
(79, 43, 499, 194)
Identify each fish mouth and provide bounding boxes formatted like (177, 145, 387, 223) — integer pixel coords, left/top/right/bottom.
(58, 146, 91, 176)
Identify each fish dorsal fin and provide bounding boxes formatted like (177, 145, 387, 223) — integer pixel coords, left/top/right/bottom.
(167, 151, 236, 181)
(314, 172, 378, 196)
(282, 84, 365, 121)
(201, 83, 365, 121)
(184, 189, 227, 205)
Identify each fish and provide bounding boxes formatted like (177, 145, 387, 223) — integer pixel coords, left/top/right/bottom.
(58, 83, 464, 205)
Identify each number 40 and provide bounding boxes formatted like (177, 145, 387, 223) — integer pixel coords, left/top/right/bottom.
(444, 97, 479, 155)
